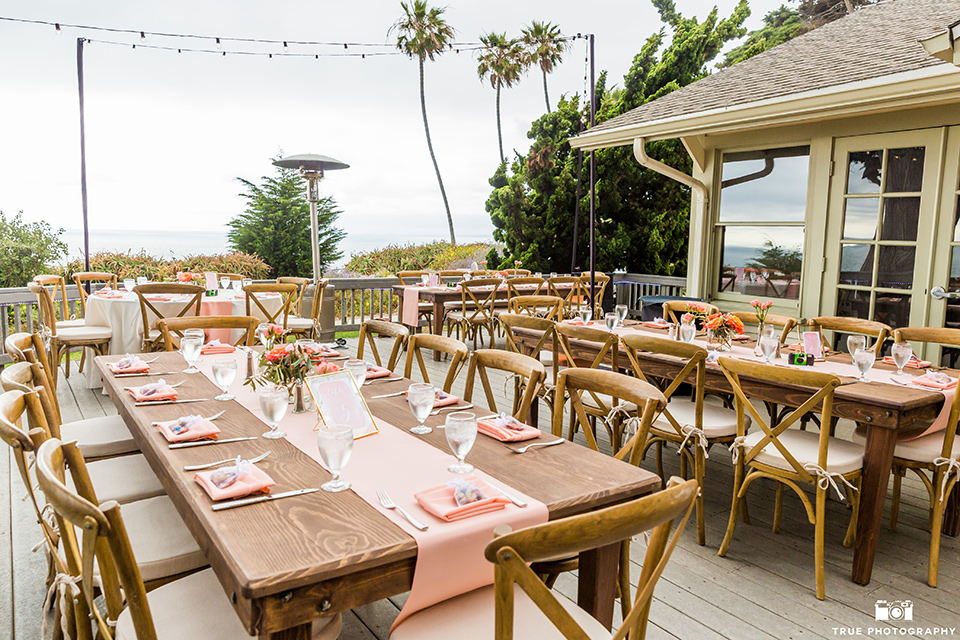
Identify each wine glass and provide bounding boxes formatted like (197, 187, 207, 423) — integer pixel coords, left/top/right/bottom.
(445, 412, 478, 474)
(180, 336, 203, 374)
(891, 341, 913, 376)
(123, 278, 136, 293)
(463, 272, 472, 282)
(136, 276, 148, 286)
(605, 312, 618, 332)
(407, 383, 435, 435)
(705, 329, 719, 360)
(317, 425, 354, 492)
(257, 323, 270, 348)
(259, 386, 288, 439)
(212, 357, 237, 400)
(219, 276, 231, 291)
(847, 334, 866, 356)
(550, 272, 558, 279)
(759, 335, 778, 364)
(615, 304, 628, 327)
(679, 322, 696, 343)
(345, 359, 367, 389)
(853, 347, 876, 382)
(420, 274, 430, 286)
(242, 278, 253, 289)
(577, 307, 593, 324)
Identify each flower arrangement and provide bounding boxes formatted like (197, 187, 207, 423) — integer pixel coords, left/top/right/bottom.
(681, 312, 695, 325)
(704, 312, 745, 346)
(176, 271, 205, 283)
(493, 270, 510, 279)
(245, 342, 339, 390)
(750, 299, 773, 323)
(258, 324, 287, 349)
(513, 260, 522, 268)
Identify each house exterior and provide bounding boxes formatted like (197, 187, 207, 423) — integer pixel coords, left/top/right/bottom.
(571, 0, 960, 347)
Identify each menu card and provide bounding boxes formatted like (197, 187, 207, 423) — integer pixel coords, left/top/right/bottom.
(306, 370, 379, 438)
(802, 331, 823, 359)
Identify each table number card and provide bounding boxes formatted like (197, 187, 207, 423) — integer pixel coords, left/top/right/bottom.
(204, 272, 218, 292)
(306, 370, 379, 439)
(802, 331, 823, 359)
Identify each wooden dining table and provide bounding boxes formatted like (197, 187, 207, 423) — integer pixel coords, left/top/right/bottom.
(508, 320, 960, 588)
(96, 351, 660, 639)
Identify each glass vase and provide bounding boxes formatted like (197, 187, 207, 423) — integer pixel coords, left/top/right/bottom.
(709, 329, 733, 352)
(291, 379, 311, 413)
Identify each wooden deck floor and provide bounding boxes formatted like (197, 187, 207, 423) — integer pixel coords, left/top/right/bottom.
(3, 337, 959, 639)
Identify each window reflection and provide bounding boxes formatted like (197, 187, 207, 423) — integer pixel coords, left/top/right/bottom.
(718, 226, 803, 299)
(842, 198, 879, 240)
(718, 146, 809, 223)
(880, 197, 920, 241)
(885, 147, 925, 193)
(847, 150, 882, 194)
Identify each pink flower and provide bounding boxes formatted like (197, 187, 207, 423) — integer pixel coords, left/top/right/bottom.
(681, 312, 694, 323)
(750, 299, 759, 307)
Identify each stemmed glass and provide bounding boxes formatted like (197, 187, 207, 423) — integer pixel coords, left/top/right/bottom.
(317, 425, 354, 492)
(847, 334, 866, 356)
(242, 278, 253, 289)
(345, 359, 367, 389)
(604, 312, 618, 332)
(853, 347, 876, 382)
(257, 323, 271, 348)
(577, 307, 593, 324)
(180, 336, 203, 374)
(891, 341, 913, 376)
(212, 357, 237, 401)
(259, 386, 288, 439)
(679, 322, 696, 343)
(420, 274, 430, 286)
(615, 304, 628, 327)
(123, 278, 136, 293)
(220, 276, 231, 291)
(759, 335, 779, 364)
(407, 383, 435, 435)
(445, 412, 478, 474)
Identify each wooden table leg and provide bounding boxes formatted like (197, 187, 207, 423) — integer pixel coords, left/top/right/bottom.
(945, 481, 960, 537)
(578, 541, 619, 630)
(852, 426, 897, 585)
(432, 299, 445, 361)
(260, 622, 311, 640)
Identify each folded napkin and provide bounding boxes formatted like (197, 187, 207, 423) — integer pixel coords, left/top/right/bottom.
(883, 355, 932, 369)
(787, 343, 831, 353)
(562, 319, 595, 326)
(414, 477, 511, 522)
(641, 320, 671, 329)
(731, 333, 750, 341)
(144, 295, 171, 302)
(126, 379, 178, 403)
(365, 365, 392, 380)
(316, 345, 340, 358)
(433, 390, 460, 408)
(194, 458, 275, 501)
(155, 414, 220, 443)
(911, 372, 958, 390)
(96, 288, 124, 298)
(108, 354, 150, 374)
(201, 340, 236, 355)
(477, 413, 541, 442)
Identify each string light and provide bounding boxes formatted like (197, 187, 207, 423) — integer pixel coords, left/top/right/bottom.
(283, 40, 288, 52)
(54, 22, 60, 32)
(215, 37, 221, 49)
(140, 31, 145, 41)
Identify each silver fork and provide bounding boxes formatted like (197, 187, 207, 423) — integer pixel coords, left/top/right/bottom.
(376, 489, 429, 531)
(183, 450, 270, 471)
(510, 439, 565, 454)
(430, 402, 473, 416)
(125, 380, 185, 391)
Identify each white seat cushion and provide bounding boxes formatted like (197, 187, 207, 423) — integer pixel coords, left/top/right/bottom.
(581, 393, 637, 413)
(390, 583, 610, 640)
(76, 454, 164, 504)
(56, 319, 86, 329)
(744, 429, 864, 475)
(56, 325, 112, 341)
(120, 496, 207, 582)
(115, 569, 342, 640)
(60, 414, 139, 458)
(852, 425, 960, 463)
(654, 398, 748, 438)
(286, 317, 314, 330)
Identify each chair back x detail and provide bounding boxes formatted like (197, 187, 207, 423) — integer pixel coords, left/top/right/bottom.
(243, 282, 297, 328)
(134, 283, 204, 351)
(463, 349, 544, 421)
(404, 333, 469, 393)
(357, 319, 409, 372)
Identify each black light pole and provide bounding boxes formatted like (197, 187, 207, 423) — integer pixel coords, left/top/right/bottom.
(77, 37, 91, 273)
(587, 34, 596, 311)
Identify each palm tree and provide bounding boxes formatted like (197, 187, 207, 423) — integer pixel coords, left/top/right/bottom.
(390, 1, 457, 244)
(521, 21, 568, 113)
(476, 33, 528, 164)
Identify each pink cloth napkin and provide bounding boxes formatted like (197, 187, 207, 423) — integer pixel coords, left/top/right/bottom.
(641, 320, 671, 329)
(731, 333, 750, 341)
(477, 415, 541, 442)
(415, 477, 511, 522)
(911, 372, 958, 390)
(401, 287, 421, 326)
(144, 295, 171, 302)
(155, 416, 221, 443)
(433, 390, 460, 408)
(316, 346, 340, 358)
(126, 381, 178, 403)
(562, 319, 595, 326)
(96, 290, 124, 299)
(201, 344, 236, 355)
(194, 464, 275, 501)
(365, 366, 392, 380)
(882, 356, 932, 369)
(108, 356, 150, 374)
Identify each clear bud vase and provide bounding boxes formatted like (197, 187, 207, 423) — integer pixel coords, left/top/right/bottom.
(754, 322, 766, 357)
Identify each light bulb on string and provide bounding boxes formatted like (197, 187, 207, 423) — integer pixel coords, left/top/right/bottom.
(362, 53, 365, 60)
(140, 31, 145, 42)
(269, 53, 273, 59)
(343, 43, 348, 50)
(283, 41, 288, 52)
(215, 37, 221, 49)
(55, 23, 60, 33)
(315, 54, 319, 62)
(177, 48, 182, 54)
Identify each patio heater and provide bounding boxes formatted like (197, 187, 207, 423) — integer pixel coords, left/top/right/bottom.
(272, 154, 349, 281)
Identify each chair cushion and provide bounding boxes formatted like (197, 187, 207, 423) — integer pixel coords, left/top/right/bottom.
(744, 429, 864, 475)
(390, 583, 610, 640)
(852, 425, 960, 463)
(73, 454, 165, 504)
(60, 414, 139, 458)
(115, 569, 342, 640)
(121, 496, 208, 582)
(56, 319, 86, 329)
(56, 325, 112, 341)
(286, 317, 314, 330)
(654, 398, 748, 439)
(581, 393, 638, 413)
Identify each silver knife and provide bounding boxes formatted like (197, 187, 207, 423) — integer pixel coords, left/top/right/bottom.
(371, 391, 406, 399)
(113, 371, 181, 378)
(169, 436, 257, 449)
(212, 488, 319, 511)
(135, 398, 211, 407)
(492, 485, 528, 508)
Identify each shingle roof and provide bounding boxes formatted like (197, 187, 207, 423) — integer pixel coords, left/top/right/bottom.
(590, 0, 960, 135)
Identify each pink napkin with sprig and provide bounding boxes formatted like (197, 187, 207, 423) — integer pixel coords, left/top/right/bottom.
(155, 414, 220, 443)
(415, 477, 510, 522)
(194, 457, 275, 501)
(477, 413, 541, 442)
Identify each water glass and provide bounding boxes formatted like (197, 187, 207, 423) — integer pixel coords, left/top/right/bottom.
(604, 312, 618, 332)
(180, 336, 203, 374)
(847, 334, 866, 356)
(853, 347, 876, 382)
(534, 272, 542, 279)
(136, 276, 148, 285)
(615, 304, 628, 327)
(123, 278, 136, 293)
(257, 323, 271, 348)
(242, 278, 253, 289)
(891, 341, 913, 375)
(577, 307, 593, 324)
(220, 276, 231, 291)
(408, 383, 435, 435)
(759, 336, 778, 363)
(420, 274, 430, 285)
(550, 272, 558, 279)
(445, 412, 478, 474)
(259, 386, 289, 439)
(212, 357, 237, 400)
(679, 322, 696, 343)
(317, 425, 354, 492)
(345, 359, 367, 389)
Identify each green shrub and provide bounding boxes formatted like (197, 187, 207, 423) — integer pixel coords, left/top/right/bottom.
(0, 211, 67, 288)
(343, 241, 499, 276)
(60, 251, 271, 281)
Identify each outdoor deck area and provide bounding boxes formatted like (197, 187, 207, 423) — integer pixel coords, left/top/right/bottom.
(3, 336, 958, 640)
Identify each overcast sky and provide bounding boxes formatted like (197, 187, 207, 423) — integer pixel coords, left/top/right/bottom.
(0, 0, 783, 252)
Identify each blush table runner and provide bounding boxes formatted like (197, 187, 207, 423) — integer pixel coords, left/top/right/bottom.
(196, 350, 548, 629)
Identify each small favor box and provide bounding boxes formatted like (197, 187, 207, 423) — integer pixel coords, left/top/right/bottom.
(788, 352, 814, 366)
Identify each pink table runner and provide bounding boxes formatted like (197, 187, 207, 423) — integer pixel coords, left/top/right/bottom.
(401, 286, 421, 327)
(196, 350, 547, 629)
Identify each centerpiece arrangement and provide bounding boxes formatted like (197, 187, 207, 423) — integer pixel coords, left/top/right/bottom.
(703, 312, 745, 351)
(245, 325, 339, 412)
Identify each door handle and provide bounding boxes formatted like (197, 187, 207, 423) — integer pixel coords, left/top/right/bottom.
(931, 286, 960, 300)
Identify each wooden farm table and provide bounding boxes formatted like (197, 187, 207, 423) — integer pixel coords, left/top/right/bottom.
(96, 352, 659, 639)
(508, 321, 959, 588)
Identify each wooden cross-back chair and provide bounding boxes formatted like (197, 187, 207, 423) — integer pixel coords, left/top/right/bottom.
(28, 282, 112, 386)
(878, 326, 960, 587)
(277, 276, 312, 316)
(33, 274, 78, 325)
(72, 271, 119, 316)
(729, 311, 799, 344)
(499, 313, 559, 416)
(445, 278, 502, 349)
(216, 272, 243, 282)
(502, 268, 531, 276)
(404, 333, 469, 393)
(390, 477, 697, 640)
(396, 270, 430, 284)
(358, 319, 409, 372)
(242, 282, 297, 329)
(505, 276, 545, 297)
(133, 283, 204, 352)
(34, 438, 342, 640)
(157, 315, 258, 350)
(808, 316, 891, 355)
(397, 271, 436, 330)
(717, 356, 863, 600)
(579, 273, 611, 318)
(507, 295, 563, 321)
(285, 279, 329, 340)
(463, 349, 544, 422)
(546, 276, 584, 319)
(621, 333, 746, 545)
(661, 300, 720, 324)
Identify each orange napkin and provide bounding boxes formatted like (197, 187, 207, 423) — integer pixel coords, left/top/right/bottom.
(155, 415, 220, 443)
(731, 333, 750, 341)
(96, 289, 124, 298)
(882, 356, 931, 369)
(787, 344, 831, 353)
(108, 355, 150, 374)
(201, 344, 236, 355)
(414, 477, 511, 522)
(477, 414, 541, 442)
(144, 295, 171, 302)
(911, 372, 957, 390)
(433, 390, 460, 408)
(194, 462, 275, 501)
(365, 366, 392, 380)
(641, 320, 671, 329)
(126, 379, 178, 403)
(316, 346, 340, 357)
(562, 319, 595, 326)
